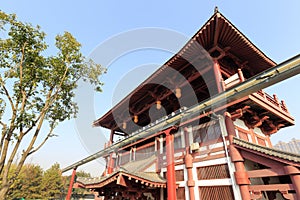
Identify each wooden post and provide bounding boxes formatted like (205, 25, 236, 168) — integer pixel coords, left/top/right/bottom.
(66, 167, 77, 200)
(213, 61, 224, 93)
(225, 112, 251, 200)
(165, 128, 177, 200)
(284, 166, 300, 199)
(107, 153, 115, 174)
(237, 68, 245, 82)
(185, 152, 195, 200)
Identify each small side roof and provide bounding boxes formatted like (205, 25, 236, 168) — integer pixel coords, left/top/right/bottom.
(233, 137, 300, 165)
(75, 156, 166, 189)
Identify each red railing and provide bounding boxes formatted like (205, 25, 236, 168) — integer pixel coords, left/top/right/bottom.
(255, 90, 288, 113)
(223, 70, 289, 114)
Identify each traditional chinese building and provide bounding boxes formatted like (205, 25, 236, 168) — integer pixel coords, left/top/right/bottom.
(75, 10, 300, 200)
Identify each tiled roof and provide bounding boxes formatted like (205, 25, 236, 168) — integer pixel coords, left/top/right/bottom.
(76, 156, 166, 188)
(127, 171, 166, 183)
(77, 172, 116, 185)
(233, 137, 300, 163)
(121, 154, 157, 172)
(76, 170, 166, 187)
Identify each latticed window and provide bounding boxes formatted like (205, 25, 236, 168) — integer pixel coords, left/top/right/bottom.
(174, 131, 184, 150)
(192, 120, 221, 144)
(199, 186, 234, 200)
(135, 144, 155, 161)
(175, 169, 184, 181)
(118, 151, 130, 166)
(197, 164, 230, 179)
(176, 187, 185, 200)
(238, 130, 249, 141)
(257, 137, 266, 146)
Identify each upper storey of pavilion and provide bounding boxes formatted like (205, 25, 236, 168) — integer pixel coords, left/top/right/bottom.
(94, 10, 294, 135)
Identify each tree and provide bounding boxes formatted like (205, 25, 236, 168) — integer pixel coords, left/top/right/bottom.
(62, 170, 92, 197)
(41, 163, 63, 199)
(7, 164, 43, 199)
(0, 11, 105, 199)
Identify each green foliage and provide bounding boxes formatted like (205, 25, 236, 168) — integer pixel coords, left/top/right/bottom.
(1, 163, 93, 199)
(62, 170, 92, 196)
(7, 164, 43, 200)
(41, 163, 63, 199)
(0, 10, 105, 198)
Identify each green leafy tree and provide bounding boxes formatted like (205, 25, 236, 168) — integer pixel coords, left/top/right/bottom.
(0, 11, 105, 199)
(41, 163, 63, 199)
(63, 170, 92, 197)
(7, 164, 43, 199)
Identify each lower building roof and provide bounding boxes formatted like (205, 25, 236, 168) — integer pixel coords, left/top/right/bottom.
(233, 137, 300, 164)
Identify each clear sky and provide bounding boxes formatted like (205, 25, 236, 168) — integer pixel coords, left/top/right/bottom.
(0, 1, 299, 176)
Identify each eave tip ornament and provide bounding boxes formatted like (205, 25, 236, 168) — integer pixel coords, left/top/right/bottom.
(214, 6, 219, 13)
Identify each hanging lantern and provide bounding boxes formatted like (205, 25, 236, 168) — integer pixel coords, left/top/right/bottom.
(122, 122, 127, 129)
(133, 115, 138, 123)
(175, 87, 181, 98)
(156, 100, 161, 110)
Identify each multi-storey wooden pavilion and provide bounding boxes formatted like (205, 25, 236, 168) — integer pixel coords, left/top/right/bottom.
(75, 10, 300, 200)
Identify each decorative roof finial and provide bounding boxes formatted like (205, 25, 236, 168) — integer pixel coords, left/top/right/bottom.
(214, 6, 219, 13)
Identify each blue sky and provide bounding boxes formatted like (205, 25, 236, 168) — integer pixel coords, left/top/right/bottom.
(1, 1, 299, 175)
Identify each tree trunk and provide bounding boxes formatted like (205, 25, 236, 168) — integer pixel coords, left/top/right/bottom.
(0, 185, 10, 200)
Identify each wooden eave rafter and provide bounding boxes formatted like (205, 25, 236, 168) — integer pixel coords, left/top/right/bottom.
(212, 11, 276, 67)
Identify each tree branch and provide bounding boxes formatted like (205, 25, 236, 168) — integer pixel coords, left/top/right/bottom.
(0, 123, 7, 158)
(13, 108, 48, 179)
(0, 110, 17, 175)
(28, 124, 55, 156)
(50, 64, 69, 102)
(0, 43, 27, 174)
(10, 65, 69, 179)
(0, 82, 15, 112)
(19, 42, 26, 90)
(23, 87, 54, 136)
(19, 42, 27, 134)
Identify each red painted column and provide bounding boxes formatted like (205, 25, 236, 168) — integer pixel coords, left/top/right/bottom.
(165, 128, 177, 200)
(66, 167, 77, 200)
(185, 152, 195, 200)
(107, 153, 115, 174)
(213, 61, 224, 93)
(237, 68, 245, 82)
(224, 112, 236, 143)
(233, 160, 251, 200)
(290, 174, 300, 199)
(284, 166, 300, 199)
(225, 112, 251, 200)
(109, 129, 114, 143)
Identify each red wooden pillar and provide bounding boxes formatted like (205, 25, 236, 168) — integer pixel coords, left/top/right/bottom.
(233, 160, 251, 200)
(107, 153, 115, 174)
(185, 152, 195, 200)
(237, 68, 245, 82)
(225, 112, 251, 200)
(284, 166, 300, 199)
(224, 112, 236, 143)
(213, 61, 224, 93)
(165, 128, 177, 200)
(183, 127, 195, 200)
(66, 167, 77, 200)
(290, 174, 300, 199)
